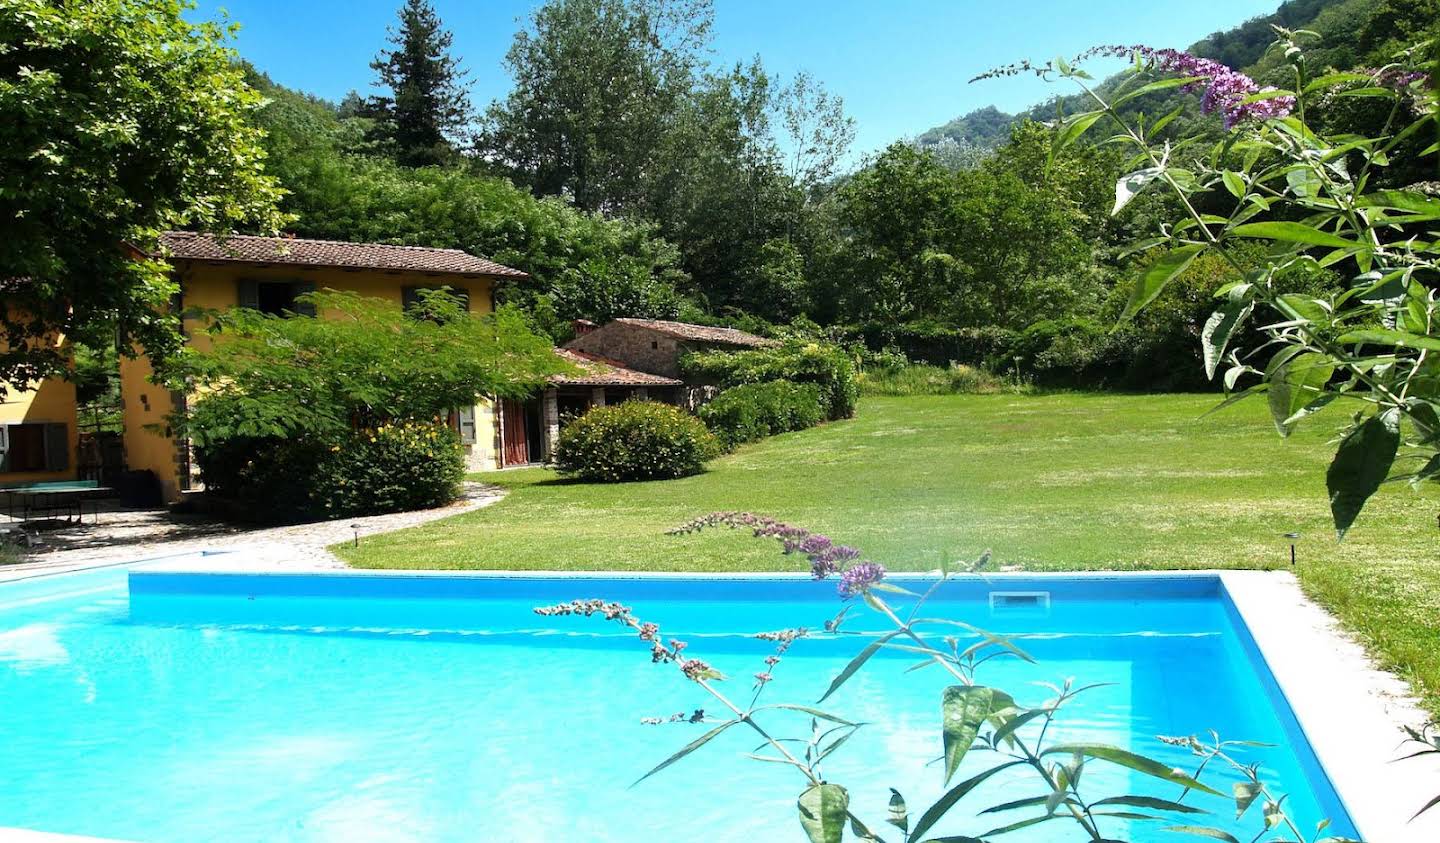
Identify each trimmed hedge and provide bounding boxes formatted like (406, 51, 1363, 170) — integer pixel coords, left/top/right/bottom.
(554, 401, 719, 482)
(681, 340, 858, 420)
(698, 381, 825, 450)
(314, 422, 464, 517)
(196, 421, 463, 522)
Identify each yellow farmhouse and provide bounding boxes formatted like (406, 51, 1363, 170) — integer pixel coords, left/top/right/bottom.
(121, 232, 529, 501)
(0, 293, 79, 486)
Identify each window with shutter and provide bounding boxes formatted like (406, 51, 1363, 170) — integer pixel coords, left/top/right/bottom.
(290, 281, 317, 317)
(0, 423, 47, 472)
(237, 280, 260, 310)
(43, 423, 68, 471)
(0, 425, 9, 473)
(239, 279, 315, 316)
(456, 406, 477, 444)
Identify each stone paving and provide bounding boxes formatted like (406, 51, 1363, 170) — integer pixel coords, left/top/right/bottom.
(0, 482, 504, 581)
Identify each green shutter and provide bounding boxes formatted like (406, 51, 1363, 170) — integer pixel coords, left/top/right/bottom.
(237, 279, 260, 310)
(456, 406, 477, 444)
(43, 423, 68, 472)
(290, 281, 317, 317)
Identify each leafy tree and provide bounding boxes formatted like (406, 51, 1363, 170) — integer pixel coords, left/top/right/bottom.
(0, 0, 284, 389)
(483, 0, 712, 211)
(778, 71, 856, 192)
(168, 290, 567, 444)
(365, 0, 474, 167)
(830, 141, 1093, 330)
(246, 71, 687, 334)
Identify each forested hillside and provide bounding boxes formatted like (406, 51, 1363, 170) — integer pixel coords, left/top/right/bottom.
(914, 0, 1380, 156)
(236, 0, 1436, 391)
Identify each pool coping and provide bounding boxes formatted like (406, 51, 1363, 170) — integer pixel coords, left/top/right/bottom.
(7, 564, 1440, 841)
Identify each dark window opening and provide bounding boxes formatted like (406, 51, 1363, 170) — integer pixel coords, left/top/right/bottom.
(238, 280, 316, 316)
(256, 282, 297, 315)
(524, 399, 544, 463)
(651, 341, 659, 349)
(0, 422, 69, 473)
(557, 394, 589, 425)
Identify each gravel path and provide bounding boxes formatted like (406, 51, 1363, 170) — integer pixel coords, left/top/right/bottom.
(0, 482, 505, 581)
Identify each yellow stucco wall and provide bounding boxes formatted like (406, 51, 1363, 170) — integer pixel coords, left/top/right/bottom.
(0, 306, 79, 486)
(0, 376, 79, 486)
(122, 262, 500, 500)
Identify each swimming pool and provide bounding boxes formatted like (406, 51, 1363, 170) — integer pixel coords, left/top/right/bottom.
(0, 565, 1356, 842)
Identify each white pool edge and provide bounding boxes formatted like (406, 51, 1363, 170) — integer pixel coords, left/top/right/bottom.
(1220, 570, 1440, 843)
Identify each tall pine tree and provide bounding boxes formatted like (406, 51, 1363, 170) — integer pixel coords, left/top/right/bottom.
(367, 0, 473, 167)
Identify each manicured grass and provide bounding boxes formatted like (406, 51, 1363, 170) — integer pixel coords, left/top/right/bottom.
(339, 393, 1440, 711)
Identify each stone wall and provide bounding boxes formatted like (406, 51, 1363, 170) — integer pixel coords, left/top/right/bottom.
(565, 323, 685, 377)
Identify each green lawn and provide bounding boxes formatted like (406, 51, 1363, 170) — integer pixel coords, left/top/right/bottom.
(339, 393, 1440, 711)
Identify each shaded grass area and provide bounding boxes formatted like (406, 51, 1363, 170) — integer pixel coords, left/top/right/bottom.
(339, 394, 1440, 711)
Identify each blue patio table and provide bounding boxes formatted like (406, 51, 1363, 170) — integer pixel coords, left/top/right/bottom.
(0, 481, 114, 525)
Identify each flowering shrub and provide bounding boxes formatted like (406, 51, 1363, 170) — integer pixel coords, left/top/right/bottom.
(697, 381, 826, 450)
(542, 513, 1336, 842)
(553, 401, 719, 482)
(313, 422, 464, 516)
(682, 340, 860, 420)
(983, 32, 1437, 537)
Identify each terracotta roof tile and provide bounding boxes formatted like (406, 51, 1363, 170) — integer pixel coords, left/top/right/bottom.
(549, 349, 683, 387)
(159, 232, 527, 278)
(612, 318, 776, 347)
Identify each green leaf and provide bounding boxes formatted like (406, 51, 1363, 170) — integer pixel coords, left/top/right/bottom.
(942, 685, 994, 784)
(1336, 329, 1440, 353)
(1094, 795, 1207, 815)
(817, 630, 903, 703)
(1201, 297, 1252, 381)
(1220, 170, 1246, 199)
(1163, 826, 1240, 843)
(1042, 744, 1225, 797)
(1302, 72, 1376, 93)
(1112, 75, 1206, 108)
(909, 760, 1026, 841)
(1354, 190, 1440, 221)
(1233, 781, 1263, 819)
(1053, 111, 1104, 159)
(632, 720, 737, 786)
(1121, 244, 1205, 321)
(798, 784, 849, 843)
(1113, 167, 1164, 215)
(887, 788, 909, 832)
(848, 811, 888, 842)
(1274, 294, 1329, 325)
(1230, 221, 1361, 249)
(1266, 352, 1335, 437)
(1327, 409, 1402, 539)
(978, 814, 1065, 837)
(755, 704, 861, 726)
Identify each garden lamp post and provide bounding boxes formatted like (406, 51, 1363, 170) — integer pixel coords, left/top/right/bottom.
(1283, 532, 1300, 566)
(351, 524, 361, 548)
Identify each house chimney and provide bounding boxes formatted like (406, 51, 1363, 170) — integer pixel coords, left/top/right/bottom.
(573, 319, 597, 336)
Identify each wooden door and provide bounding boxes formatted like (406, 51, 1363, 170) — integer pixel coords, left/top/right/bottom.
(501, 399, 529, 467)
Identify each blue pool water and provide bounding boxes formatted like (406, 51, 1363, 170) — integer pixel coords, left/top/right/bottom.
(0, 567, 1355, 842)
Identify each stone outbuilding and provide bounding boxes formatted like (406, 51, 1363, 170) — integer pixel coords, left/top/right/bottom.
(563, 318, 777, 408)
(491, 349, 683, 467)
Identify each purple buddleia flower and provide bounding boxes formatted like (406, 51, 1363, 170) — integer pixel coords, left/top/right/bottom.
(838, 562, 886, 598)
(1091, 45, 1294, 128)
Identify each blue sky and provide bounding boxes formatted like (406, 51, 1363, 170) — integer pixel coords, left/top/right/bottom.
(197, 0, 1279, 159)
